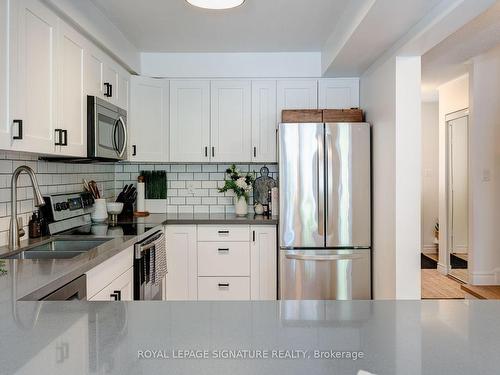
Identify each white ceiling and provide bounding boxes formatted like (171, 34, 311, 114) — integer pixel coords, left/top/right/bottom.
(422, 1, 500, 94)
(90, 0, 350, 53)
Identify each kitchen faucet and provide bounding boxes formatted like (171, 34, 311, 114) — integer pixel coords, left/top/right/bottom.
(9, 166, 45, 249)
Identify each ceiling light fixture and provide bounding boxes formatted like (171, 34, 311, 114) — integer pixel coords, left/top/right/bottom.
(186, 0, 245, 10)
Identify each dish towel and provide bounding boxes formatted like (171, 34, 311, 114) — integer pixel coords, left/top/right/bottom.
(150, 232, 167, 286)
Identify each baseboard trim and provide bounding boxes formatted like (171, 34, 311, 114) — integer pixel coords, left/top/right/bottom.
(469, 272, 496, 285)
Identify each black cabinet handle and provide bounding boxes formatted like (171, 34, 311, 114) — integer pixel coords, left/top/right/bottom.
(62, 130, 68, 146)
(252, 230, 255, 242)
(218, 248, 230, 253)
(114, 290, 122, 301)
(253, 147, 257, 158)
(218, 230, 229, 234)
(205, 146, 208, 157)
(110, 293, 118, 300)
(104, 82, 113, 97)
(132, 145, 137, 156)
(218, 283, 230, 288)
(212, 146, 215, 157)
(54, 129, 63, 146)
(12, 120, 23, 140)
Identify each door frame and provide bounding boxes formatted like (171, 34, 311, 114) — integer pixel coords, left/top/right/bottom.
(445, 108, 469, 280)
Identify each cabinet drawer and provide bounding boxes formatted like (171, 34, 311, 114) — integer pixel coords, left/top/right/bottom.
(198, 242, 250, 276)
(198, 277, 250, 300)
(197, 225, 250, 242)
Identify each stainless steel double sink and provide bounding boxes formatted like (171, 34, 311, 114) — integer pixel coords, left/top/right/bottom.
(0, 239, 111, 260)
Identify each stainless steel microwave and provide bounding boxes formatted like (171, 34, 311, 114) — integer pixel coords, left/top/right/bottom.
(87, 96, 127, 161)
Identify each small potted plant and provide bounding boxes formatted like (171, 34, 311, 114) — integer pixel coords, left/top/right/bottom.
(218, 164, 255, 216)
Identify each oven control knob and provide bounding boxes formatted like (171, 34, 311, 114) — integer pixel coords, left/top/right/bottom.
(61, 202, 69, 210)
(55, 203, 62, 211)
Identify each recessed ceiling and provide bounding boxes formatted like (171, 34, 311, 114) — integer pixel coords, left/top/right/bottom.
(422, 2, 500, 92)
(90, 0, 350, 52)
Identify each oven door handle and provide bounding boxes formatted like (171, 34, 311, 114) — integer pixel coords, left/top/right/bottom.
(113, 116, 127, 158)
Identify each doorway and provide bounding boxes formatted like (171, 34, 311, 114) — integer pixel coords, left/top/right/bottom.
(446, 109, 469, 282)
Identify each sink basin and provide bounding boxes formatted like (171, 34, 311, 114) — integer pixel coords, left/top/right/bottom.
(1, 239, 111, 260)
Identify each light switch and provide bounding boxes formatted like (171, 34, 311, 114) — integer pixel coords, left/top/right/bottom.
(482, 169, 491, 182)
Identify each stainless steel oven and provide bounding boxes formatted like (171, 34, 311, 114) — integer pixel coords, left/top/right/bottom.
(87, 96, 127, 161)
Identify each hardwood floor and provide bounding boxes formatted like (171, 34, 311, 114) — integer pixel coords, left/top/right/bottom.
(449, 268, 469, 283)
(421, 269, 465, 299)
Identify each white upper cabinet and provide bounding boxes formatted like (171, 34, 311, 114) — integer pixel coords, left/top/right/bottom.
(57, 20, 86, 157)
(129, 76, 169, 162)
(102, 61, 119, 104)
(84, 48, 104, 99)
(0, 0, 9, 150)
(170, 80, 210, 162)
(9, 0, 58, 154)
(210, 80, 251, 162)
(277, 79, 318, 122)
(251, 80, 277, 163)
(117, 72, 130, 111)
(319, 78, 360, 109)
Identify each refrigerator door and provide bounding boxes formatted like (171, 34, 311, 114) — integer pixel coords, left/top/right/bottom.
(279, 249, 371, 300)
(325, 123, 371, 248)
(279, 123, 324, 248)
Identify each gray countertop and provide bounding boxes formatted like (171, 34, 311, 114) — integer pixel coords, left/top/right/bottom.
(2, 300, 500, 375)
(117, 212, 279, 225)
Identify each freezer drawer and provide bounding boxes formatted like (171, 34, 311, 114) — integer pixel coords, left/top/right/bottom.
(279, 249, 371, 300)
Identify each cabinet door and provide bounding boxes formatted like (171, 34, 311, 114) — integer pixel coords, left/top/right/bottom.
(117, 72, 130, 111)
(251, 80, 277, 162)
(0, 0, 8, 149)
(211, 80, 251, 162)
(276, 79, 318, 122)
(10, 0, 58, 154)
(319, 78, 359, 109)
(129, 76, 169, 162)
(165, 225, 198, 300)
(169, 80, 210, 162)
(103, 62, 118, 104)
(84, 47, 104, 98)
(250, 226, 277, 300)
(89, 268, 133, 301)
(57, 20, 86, 157)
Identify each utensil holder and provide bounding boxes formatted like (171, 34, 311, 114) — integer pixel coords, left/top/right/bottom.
(91, 198, 107, 222)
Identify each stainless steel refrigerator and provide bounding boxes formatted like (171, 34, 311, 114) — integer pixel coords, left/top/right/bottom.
(278, 122, 371, 300)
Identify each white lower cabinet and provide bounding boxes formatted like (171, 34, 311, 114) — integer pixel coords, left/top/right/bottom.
(86, 245, 133, 301)
(198, 277, 250, 301)
(88, 268, 133, 301)
(165, 225, 198, 300)
(165, 224, 277, 301)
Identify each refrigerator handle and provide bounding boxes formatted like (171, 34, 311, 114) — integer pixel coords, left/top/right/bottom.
(325, 131, 332, 238)
(285, 253, 365, 261)
(317, 131, 325, 236)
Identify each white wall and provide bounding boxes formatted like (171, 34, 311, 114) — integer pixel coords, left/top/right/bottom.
(421, 102, 439, 253)
(437, 75, 469, 273)
(360, 56, 422, 299)
(469, 45, 500, 284)
(140, 52, 322, 78)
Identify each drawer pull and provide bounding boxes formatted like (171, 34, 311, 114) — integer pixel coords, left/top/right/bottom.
(218, 248, 230, 253)
(218, 230, 230, 235)
(218, 283, 230, 288)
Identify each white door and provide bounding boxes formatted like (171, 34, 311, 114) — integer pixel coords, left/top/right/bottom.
(319, 78, 359, 109)
(0, 0, 9, 149)
(10, 0, 58, 154)
(276, 79, 318, 122)
(251, 80, 277, 162)
(211, 80, 251, 162)
(129, 76, 169, 162)
(103, 62, 118, 104)
(250, 226, 277, 300)
(84, 47, 104, 98)
(169, 80, 210, 162)
(165, 225, 198, 300)
(57, 20, 86, 157)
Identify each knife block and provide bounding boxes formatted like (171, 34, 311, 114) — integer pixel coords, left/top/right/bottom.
(119, 202, 134, 219)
